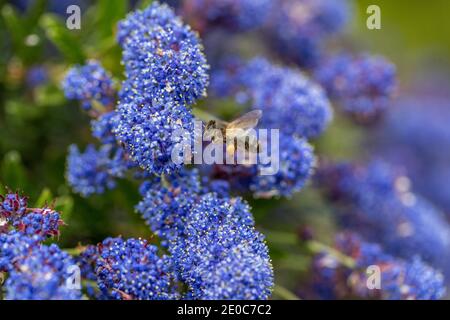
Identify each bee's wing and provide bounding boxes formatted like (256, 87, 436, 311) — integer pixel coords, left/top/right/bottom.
(227, 110, 262, 131)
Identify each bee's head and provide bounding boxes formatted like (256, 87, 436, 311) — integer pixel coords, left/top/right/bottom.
(206, 120, 216, 130)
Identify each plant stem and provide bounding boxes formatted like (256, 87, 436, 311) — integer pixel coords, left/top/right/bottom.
(307, 240, 355, 268)
(273, 285, 301, 300)
(263, 229, 356, 268)
(63, 246, 87, 256)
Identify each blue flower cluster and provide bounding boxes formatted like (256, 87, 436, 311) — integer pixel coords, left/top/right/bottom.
(212, 57, 333, 139)
(67, 144, 128, 197)
(114, 89, 195, 175)
(318, 161, 450, 276)
(250, 134, 315, 198)
(243, 57, 333, 139)
(136, 168, 203, 246)
(267, 0, 351, 68)
(95, 237, 178, 300)
(315, 53, 397, 119)
(374, 97, 450, 213)
(0, 193, 27, 230)
(62, 60, 115, 111)
(171, 193, 273, 299)
(311, 233, 446, 300)
(209, 55, 247, 101)
(118, 2, 209, 105)
(62, 59, 135, 196)
(113, 2, 209, 175)
(137, 171, 273, 299)
(1, 192, 63, 238)
(2, 237, 81, 300)
(91, 111, 119, 145)
(181, 0, 274, 32)
(14, 207, 63, 238)
(75, 244, 102, 299)
(0, 193, 80, 300)
(209, 56, 326, 197)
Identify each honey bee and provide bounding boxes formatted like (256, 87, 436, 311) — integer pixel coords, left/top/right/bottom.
(204, 110, 262, 158)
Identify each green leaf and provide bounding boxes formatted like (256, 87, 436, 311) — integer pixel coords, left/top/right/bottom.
(39, 13, 86, 64)
(1, 4, 26, 50)
(1, 151, 28, 191)
(25, 0, 48, 31)
(139, 0, 153, 9)
(97, 0, 127, 38)
(34, 188, 53, 208)
(54, 195, 74, 222)
(34, 84, 66, 107)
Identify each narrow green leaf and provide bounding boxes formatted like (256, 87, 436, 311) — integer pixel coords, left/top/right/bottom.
(1, 151, 27, 191)
(54, 195, 74, 221)
(272, 285, 301, 300)
(97, 0, 127, 38)
(25, 0, 48, 31)
(34, 188, 53, 208)
(139, 0, 153, 9)
(39, 13, 86, 64)
(1, 4, 26, 49)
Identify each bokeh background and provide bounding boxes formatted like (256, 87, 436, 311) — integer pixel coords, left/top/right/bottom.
(1, 0, 450, 299)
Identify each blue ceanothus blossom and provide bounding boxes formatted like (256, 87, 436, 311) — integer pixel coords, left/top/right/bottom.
(137, 169, 274, 299)
(181, 0, 274, 32)
(311, 233, 446, 300)
(267, 0, 351, 68)
(318, 160, 450, 277)
(315, 53, 397, 119)
(62, 61, 115, 111)
(0, 194, 80, 300)
(113, 2, 209, 175)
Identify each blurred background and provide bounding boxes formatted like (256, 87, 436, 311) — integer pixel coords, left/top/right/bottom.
(1, 0, 450, 298)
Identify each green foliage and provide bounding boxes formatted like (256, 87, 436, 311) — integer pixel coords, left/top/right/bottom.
(40, 14, 86, 64)
(1, 151, 28, 192)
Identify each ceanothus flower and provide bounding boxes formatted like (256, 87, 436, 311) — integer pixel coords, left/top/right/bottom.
(0, 231, 81, 300)
(181, 0, 274, 32)
(209, 55, 248, 101)
(243, 57, 333, 138)
(318, 161, 450, 275)
(5, 245, 82, 300)
(136, 168, 203, 246)
(315, 53, 397, 119)
(374, 97, 450, 213)
(62, 60, 115, 111)
(210, 56, 334, 138)
(118, 2, 209, 105)
(267, 0, 351, 68)
(0, 231, 40, 272)
(204, 132, 316, 199)
(91, 111, 119, 145)
(1, 193, 63, 238)
(95, 237, 178, 300)
(66, 144, 128, 196)
(114, 88, 195, 175)
(171, 192, 273, 299)
(311, 233, 446, 300)
(250, 134, 316, 198)
(14, 207, 63, 239)
(0, 193, 28, 224)
(114, 2, 209, 175)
